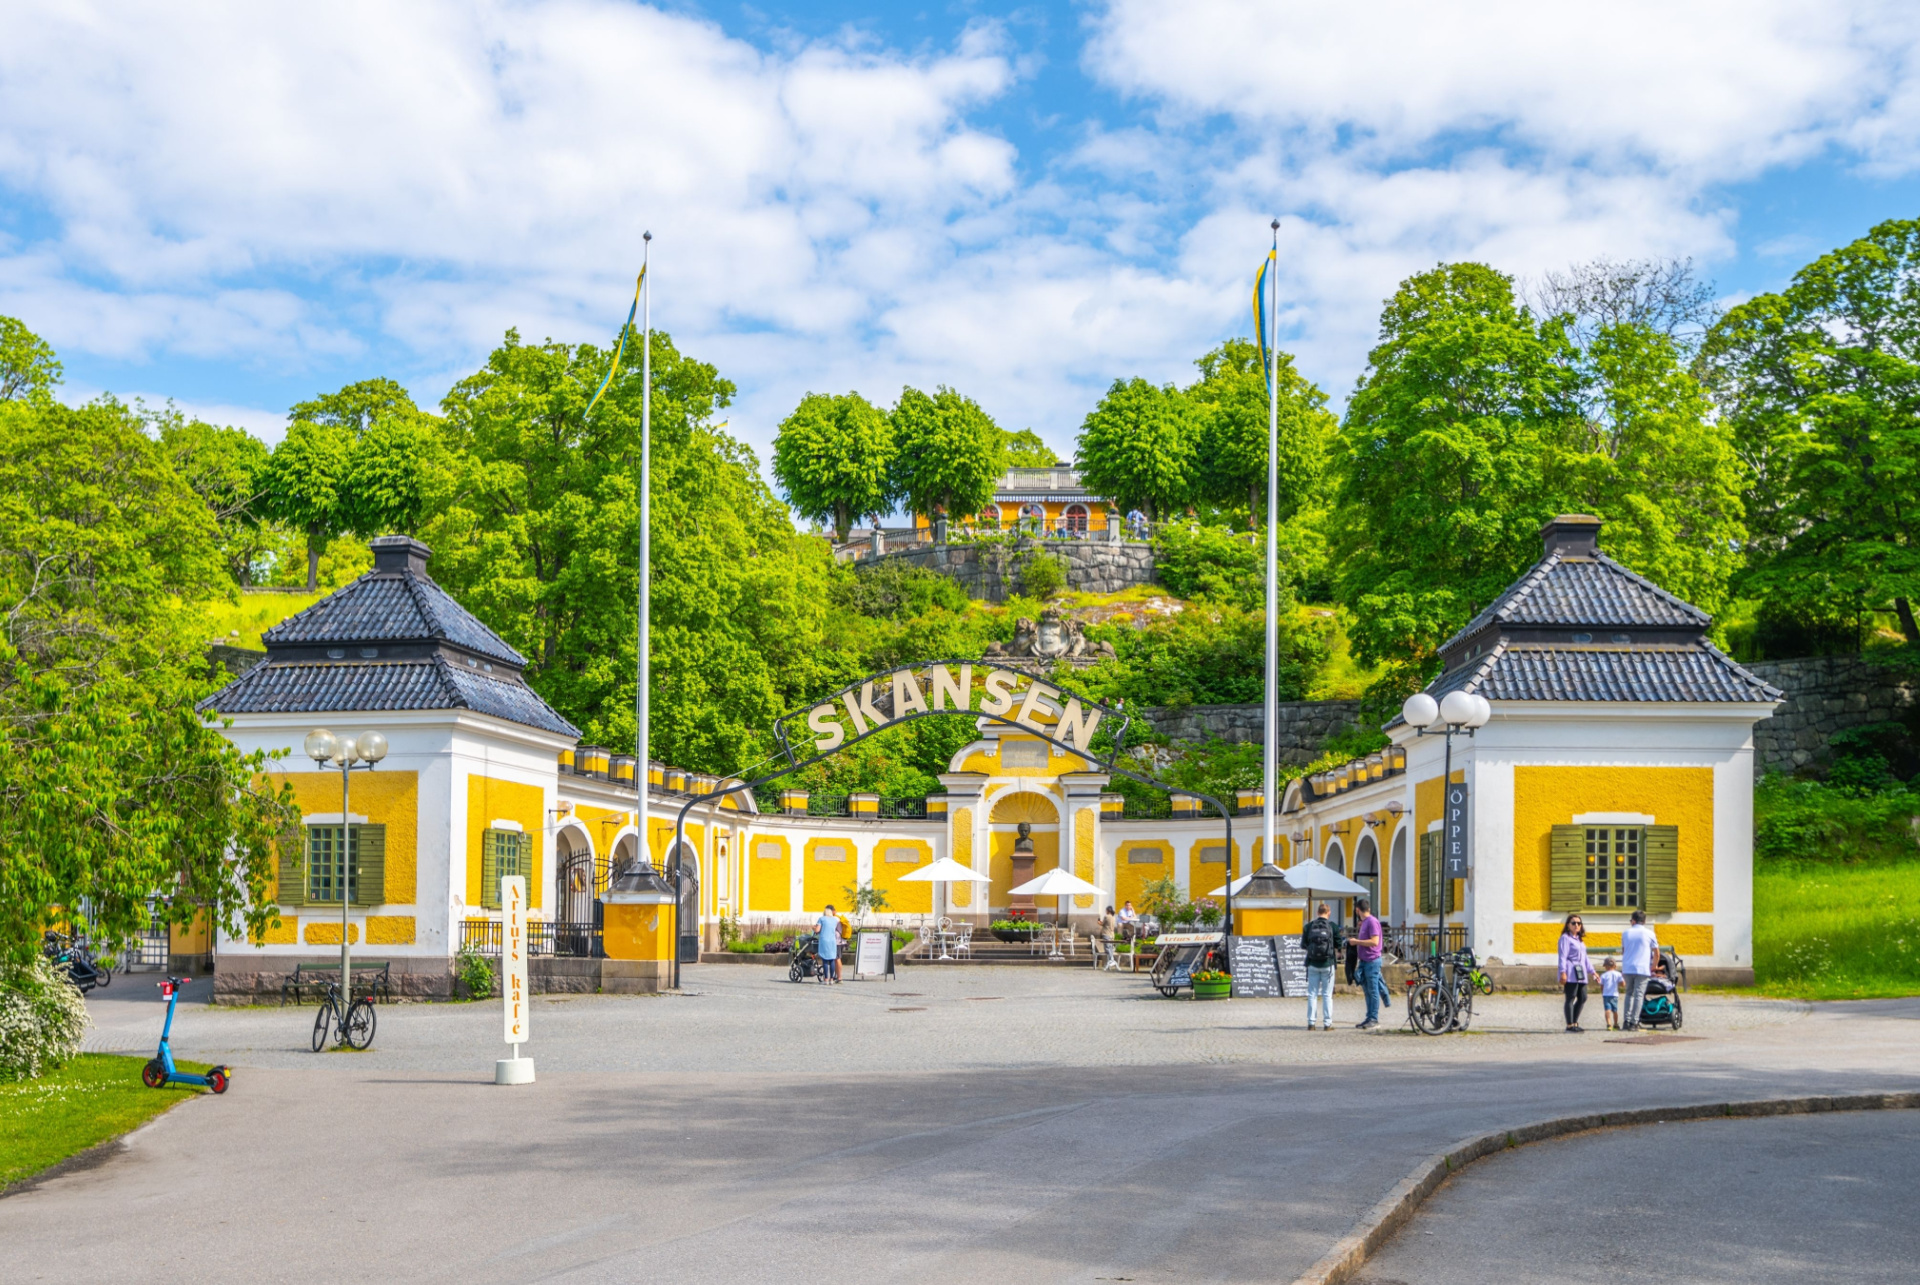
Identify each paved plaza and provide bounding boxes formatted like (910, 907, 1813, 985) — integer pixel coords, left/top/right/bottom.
(5, 967, 1917, 1284)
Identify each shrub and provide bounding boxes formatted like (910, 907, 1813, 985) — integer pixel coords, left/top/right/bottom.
(1018, 548, 1066, 599)
(1753, 776, 1919, 866)
(0, 954, 91, 1081)
(456, 950, 495, 1000)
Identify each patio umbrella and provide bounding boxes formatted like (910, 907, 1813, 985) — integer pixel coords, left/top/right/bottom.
(1009, 867, 1107, 959)
(898, 857, 991, 958)
(1280, 857, 1369, 909)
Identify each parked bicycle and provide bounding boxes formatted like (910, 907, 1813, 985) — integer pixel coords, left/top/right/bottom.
(1406, 947, 1493, 1035)
(311, 980, 377, 1052)
(42, 931, 103, 994)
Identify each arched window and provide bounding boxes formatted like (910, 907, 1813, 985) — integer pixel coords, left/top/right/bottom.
(1063, 503, 1089, 535)
(978, 504, 1000, 527)
(1353, 835, 1379, 914)
(1389, 828, 1408, 922)
(1019, 502, 1046, 534)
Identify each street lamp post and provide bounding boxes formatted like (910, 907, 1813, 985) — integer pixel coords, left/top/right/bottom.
(304, 728, 388, 1017)
(1400, 691, 1490, 959)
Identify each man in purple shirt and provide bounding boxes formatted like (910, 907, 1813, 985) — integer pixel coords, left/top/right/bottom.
(1352, 897, 1387, 1029)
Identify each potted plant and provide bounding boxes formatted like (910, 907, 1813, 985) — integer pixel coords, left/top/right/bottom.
(1191, 968, 1231, 1000)
(990, 918, 1041, 943)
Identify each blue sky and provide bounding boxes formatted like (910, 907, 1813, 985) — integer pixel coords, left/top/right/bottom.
(5, 0, 1920, 472)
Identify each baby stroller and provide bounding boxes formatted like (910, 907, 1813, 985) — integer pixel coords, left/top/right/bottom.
(787, 932, 826, 984)
(1636, 949, 1685, 1031)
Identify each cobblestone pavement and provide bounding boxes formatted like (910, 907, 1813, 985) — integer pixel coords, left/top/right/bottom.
(6, 970, 1911, 1285)
(79, 963, 1812, 1072)
(1358, 1108, 1920, 1284)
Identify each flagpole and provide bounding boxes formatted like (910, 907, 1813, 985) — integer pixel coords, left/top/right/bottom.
(635, 232, 663, 984)
(1263, 218, 1280, 890)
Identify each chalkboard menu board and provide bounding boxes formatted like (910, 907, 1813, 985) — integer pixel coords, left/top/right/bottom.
(1274, 936, 1310, 996)
(1229, 936, 1281, 998)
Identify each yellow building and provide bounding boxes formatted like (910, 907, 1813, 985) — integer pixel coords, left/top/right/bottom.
(1279, 517, 1778, 982)
(917, 464, 1116, 536)
(205, 518, 1775, 993)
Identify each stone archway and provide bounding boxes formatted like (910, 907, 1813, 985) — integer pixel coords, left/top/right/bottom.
(988, 790, 1059, 915)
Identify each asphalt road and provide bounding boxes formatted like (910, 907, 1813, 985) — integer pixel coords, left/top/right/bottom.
(1357, 1109, 1920, 1284)
(3, 970, 1914, 1285)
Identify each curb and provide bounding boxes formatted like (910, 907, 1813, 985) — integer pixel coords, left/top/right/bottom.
(1290, 1090, 1920, 1285)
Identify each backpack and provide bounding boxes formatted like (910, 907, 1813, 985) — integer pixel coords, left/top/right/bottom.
(1303, 918, 1336, 967)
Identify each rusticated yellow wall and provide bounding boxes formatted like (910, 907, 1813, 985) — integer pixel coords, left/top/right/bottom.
(950, 808, 974, 909)
(1511, 765, 1715, 912)
(465, 775, 545, 911)
(871, 837, 934, 914)
(1514, 922, 1713, 956)
(1073, 809, 1097, 909)
(802, 836, 856, 913)
(747, 833, 792, 913)
(1115, 841, 1170, 911)
(275, 769, 419, 905)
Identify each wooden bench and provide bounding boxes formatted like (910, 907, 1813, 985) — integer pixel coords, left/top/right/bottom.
(279, 960, 393, 1006)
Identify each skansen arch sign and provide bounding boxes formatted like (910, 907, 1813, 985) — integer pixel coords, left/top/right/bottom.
(774, 662, 1130, 764)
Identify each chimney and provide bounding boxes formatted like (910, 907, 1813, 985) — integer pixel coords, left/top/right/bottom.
(1540, 514, 1601, 559)
(369, 535, 432, 575)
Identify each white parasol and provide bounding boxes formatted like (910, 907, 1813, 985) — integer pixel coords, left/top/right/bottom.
(1009, 867, 1107, 959)
(898, 857, 991, 960)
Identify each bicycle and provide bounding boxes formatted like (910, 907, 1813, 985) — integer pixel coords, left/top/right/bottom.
(310, 981, 377, 1052)
(1405, 947, 1491, 1035)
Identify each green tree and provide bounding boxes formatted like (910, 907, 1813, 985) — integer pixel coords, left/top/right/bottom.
(1556, 321, 1744, 616)
(154, 410, 275, 587)
(429, 328, 842, 772)
(1002, 428, 1056, 467)
(261, 420, 354, 591)
(0, 395, 291, 965)
(1075, 377, 1197, 523)
(1185, 337, 1336, 524)
(288, 377, 422, 433)
(888, 386, 1004, 523)
(0, 316, 61, 404)
(344, 414, 448, 537)
(1333, 263, 1580, 675)
(772, 392, 894, 542)
(1702, 218, 1920, 643)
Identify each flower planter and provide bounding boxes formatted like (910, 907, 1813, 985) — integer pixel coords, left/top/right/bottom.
(1191, 979, 1232, 1000)
(991, 927, 1041, 943)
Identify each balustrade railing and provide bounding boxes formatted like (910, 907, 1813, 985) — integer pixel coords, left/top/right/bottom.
(460, 918, 602, 958)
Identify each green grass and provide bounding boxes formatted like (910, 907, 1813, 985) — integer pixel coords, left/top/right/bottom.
(1752, 860, 1920, 1000)
(0, 1054, 211, 1188)
(199, 590, 323, 651)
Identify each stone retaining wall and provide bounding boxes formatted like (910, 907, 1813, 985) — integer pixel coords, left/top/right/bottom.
(1746, 654, 1920, 776)
(866, 539, 1155, 601)
(1142, 700, 1365, 765)
(210, 955, 610, 1003)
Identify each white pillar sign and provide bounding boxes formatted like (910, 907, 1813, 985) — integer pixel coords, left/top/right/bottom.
(502, 875, 529, 1047)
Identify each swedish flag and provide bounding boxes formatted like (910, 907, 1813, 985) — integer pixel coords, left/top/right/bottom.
(585, 265, 646, 416)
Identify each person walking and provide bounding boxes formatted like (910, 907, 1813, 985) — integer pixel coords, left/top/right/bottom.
(1300, 901, 1345, 1030)
(1095, 905, 1119, 970)
(1620, 910, 1660, 1030)
(816, 904, 842, 984)
(1599, 957, 1622, 1030)
(1352, 897, 1387, 1029)
(1557, 912, 1591, 1032)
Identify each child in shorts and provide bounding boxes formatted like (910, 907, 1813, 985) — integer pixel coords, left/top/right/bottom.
(1599, 956, 1622, 1029)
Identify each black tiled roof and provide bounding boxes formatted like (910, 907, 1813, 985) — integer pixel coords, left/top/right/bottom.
(199, 658, 579, 737)
(1427, 641, 1782, 705)
(263, 573, 525, 667)
(1440, 552, 1708, 652)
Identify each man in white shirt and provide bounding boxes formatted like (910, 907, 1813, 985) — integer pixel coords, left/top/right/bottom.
(1619, 909, 1660, 1031)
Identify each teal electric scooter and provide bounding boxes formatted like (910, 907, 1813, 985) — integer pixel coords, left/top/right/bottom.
(141, 977, 230, 1094)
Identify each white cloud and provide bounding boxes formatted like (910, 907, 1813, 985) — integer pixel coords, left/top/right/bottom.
(1, 0, 1918, 478)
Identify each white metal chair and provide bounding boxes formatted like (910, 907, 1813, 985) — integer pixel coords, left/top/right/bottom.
(951, 927, 973, 960)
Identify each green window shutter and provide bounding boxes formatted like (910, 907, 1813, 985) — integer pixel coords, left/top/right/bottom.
(280, 825, 308, 906)
(518, 832, 534, 903)
(1445, 873, 1458, 915)
(352, 825, 386, 907)
(1643, 824, 1678, 914)
(1417, 832, 1438, 915)
(1550, 825, 1586, 913)
(481, 830, 502, 910)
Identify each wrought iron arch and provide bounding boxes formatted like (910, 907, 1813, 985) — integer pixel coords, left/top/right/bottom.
(666, 665, 1237, 988)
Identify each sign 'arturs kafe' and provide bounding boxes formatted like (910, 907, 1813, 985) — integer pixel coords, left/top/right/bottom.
(783, 663, 1114, 758)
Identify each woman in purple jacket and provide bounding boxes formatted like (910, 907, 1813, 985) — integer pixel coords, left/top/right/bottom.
(1558, 913, 1591, 1033)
